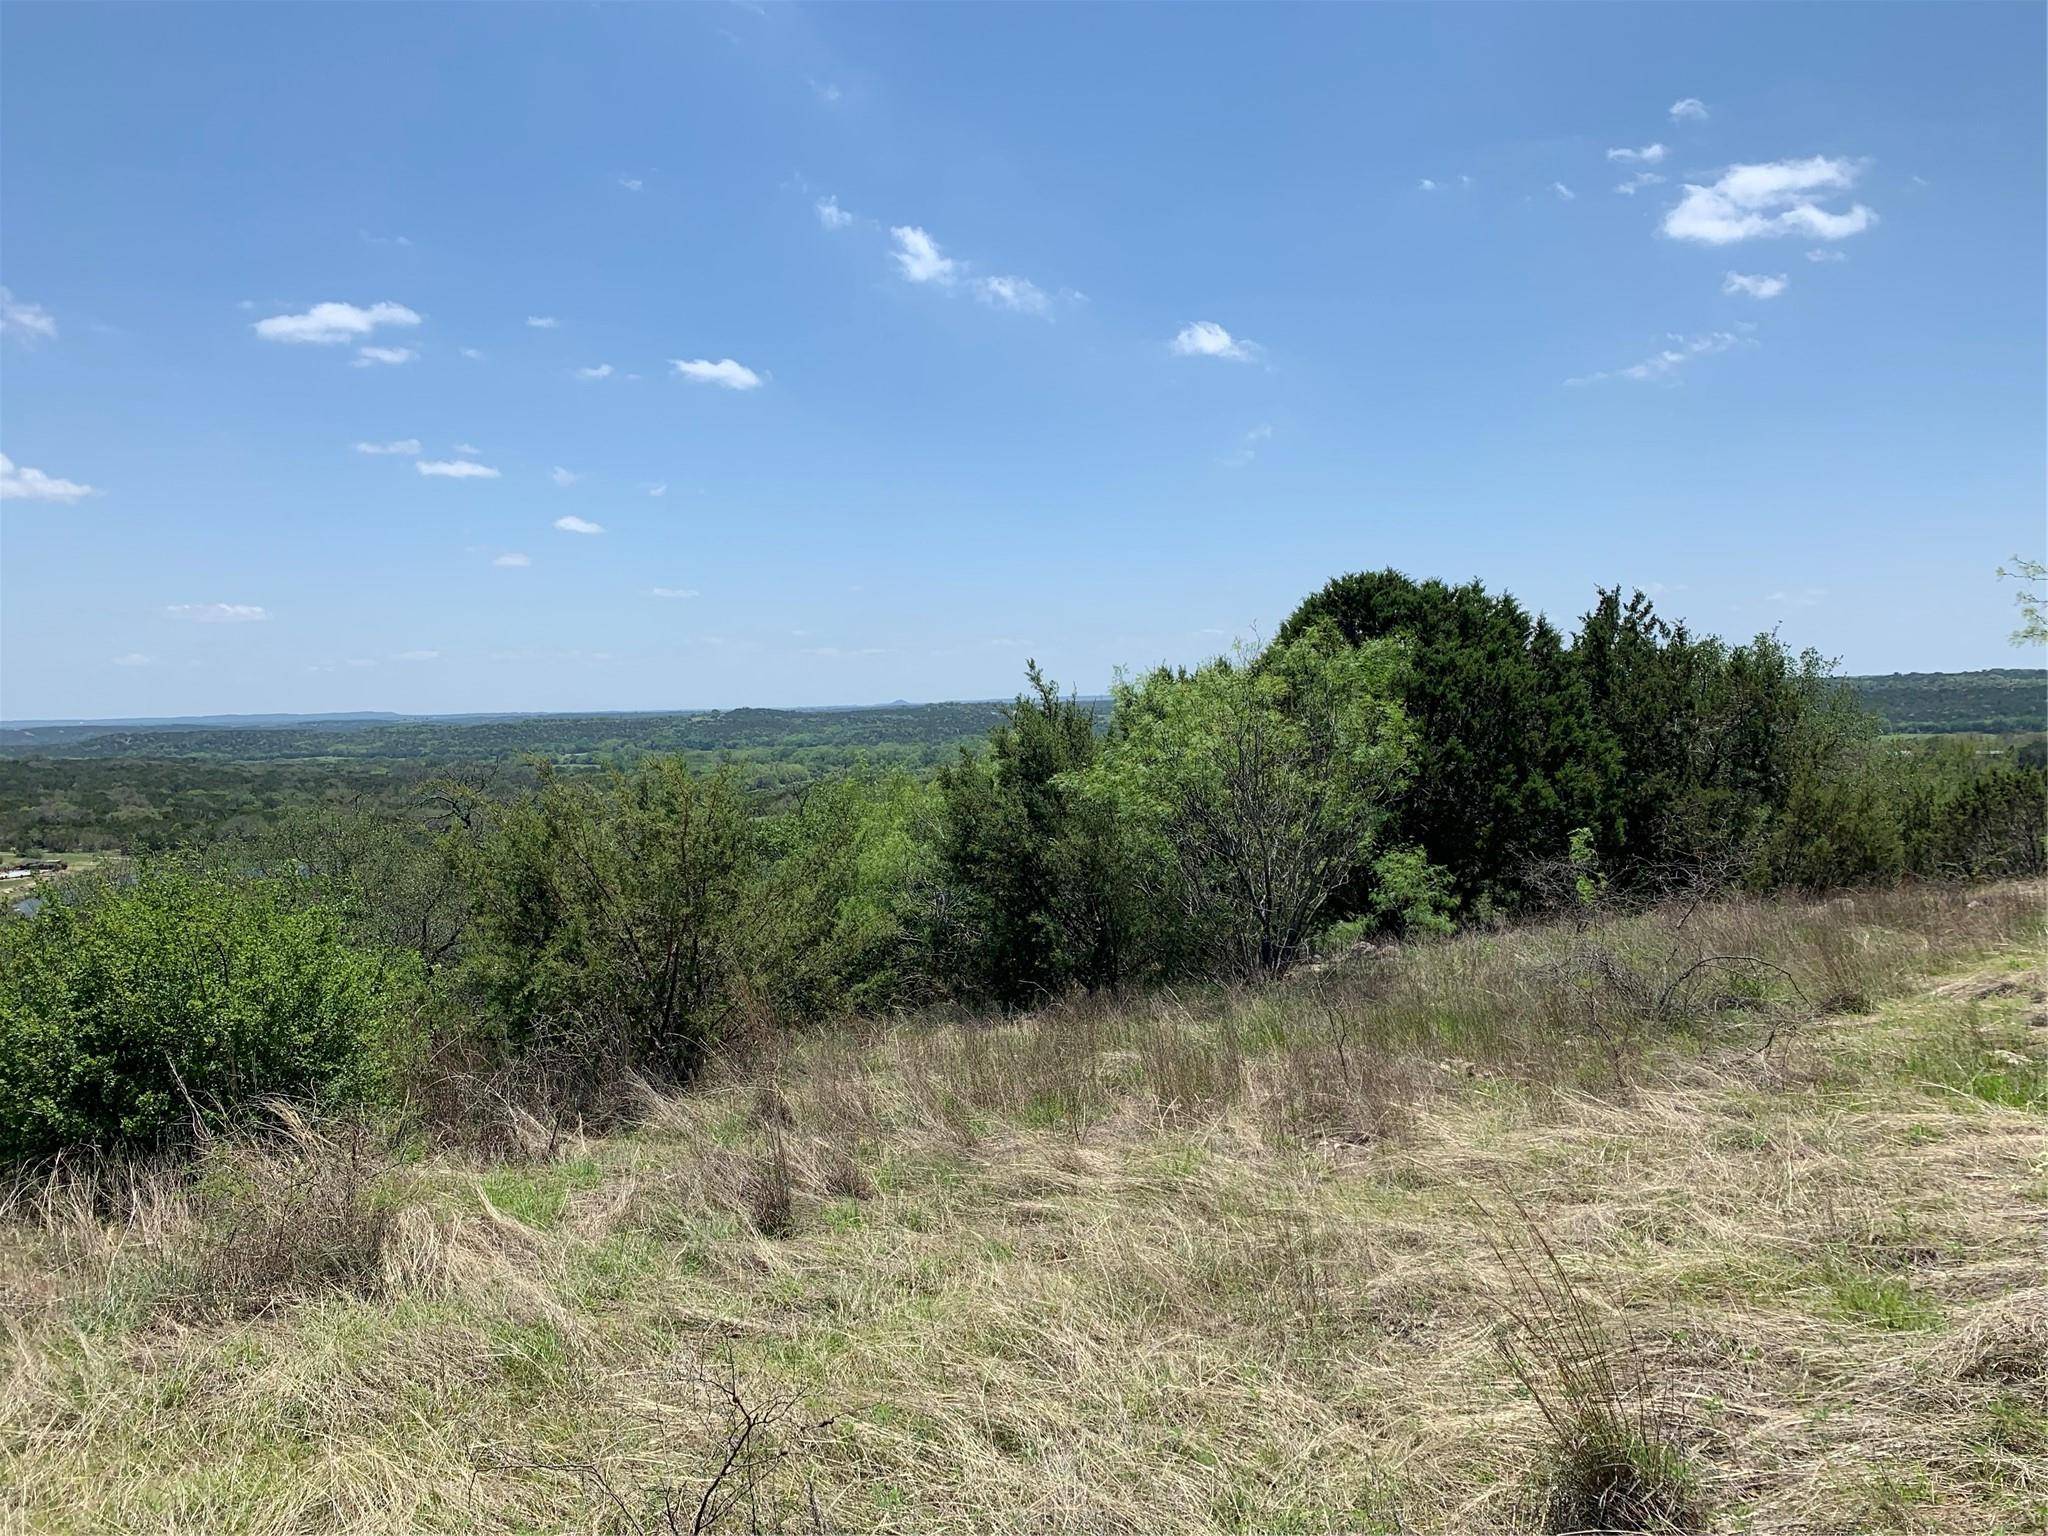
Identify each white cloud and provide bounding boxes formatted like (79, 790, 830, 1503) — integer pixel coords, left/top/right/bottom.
(0, 288, 57, 341)
(616, 176, 643, 192)
(890, 225, 956, 285)
(1566, 330, 1750, 386)
(1170, 321, 1257, 361)
(453, 442, 480, 455)
(647, 483, 668, 498)
(354, 438, 421, 455)
(574, 363, 614, 380)
(492, 552, 531, 567)
(1614, 171, 1666, 196)
(671, 357, 763, 390)
(650, 586, 700, 599)
(977, 274, 1050, 315)
(352, 345, 417, 367)
(459, 347, 485, 361)
(165, 602, 269, 623)
(810, 78, 843, 105)
(554, 515, 604, 535)
(1723, 271, 1789, 300)
(0, 453, 96, 503)
(359, 230, 412, 248)
(1806, 248, 1848, 263)
(551, 466, 580, 488)
(1662, 156, 1875, 245)
(111, 653, 154, 667)
(1607, 143, 1668, 165)
(526, 315, 559, 329)
(815, 196, 853, 230)
(390, 649, 440, 662)
(1417, 178, 1439, 192)
(1669, 98, 1710, 123)
(1766, 586, 1827, 608)
(1551, 181, 1577, 201)
(254, 300, 420, 345)
(418, 459, 500, 479)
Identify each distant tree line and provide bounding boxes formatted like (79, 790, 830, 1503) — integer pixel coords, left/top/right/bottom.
(4, 571, 2042, 1160)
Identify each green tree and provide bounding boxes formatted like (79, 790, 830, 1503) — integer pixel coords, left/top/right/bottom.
(1089, 625, 1413, 978)
(1998, 555, 2048, 647)
(932, 665, 1142, 1003)
(458, 758, 755, 1074)
(744, 765, 940, 1019)
(1277, 570, 1568, 907)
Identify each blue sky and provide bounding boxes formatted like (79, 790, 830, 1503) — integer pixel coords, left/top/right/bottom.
(2, 2, 2042, 719)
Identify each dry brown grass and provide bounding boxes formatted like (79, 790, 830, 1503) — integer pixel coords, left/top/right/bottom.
(1, 880, 2042, 1534)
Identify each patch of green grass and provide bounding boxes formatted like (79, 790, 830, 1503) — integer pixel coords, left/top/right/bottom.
(1821, 1271, 1943, 1332)
(478, 1155, 606, 1229)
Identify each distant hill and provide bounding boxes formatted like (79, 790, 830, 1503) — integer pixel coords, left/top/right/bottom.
(1842, 668, 2046, 735)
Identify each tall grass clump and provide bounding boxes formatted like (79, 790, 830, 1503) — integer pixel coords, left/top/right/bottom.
(1487, 1212, 1704, 1534)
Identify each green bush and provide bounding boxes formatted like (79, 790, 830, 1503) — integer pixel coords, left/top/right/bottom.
(0, 865, 418, 1160)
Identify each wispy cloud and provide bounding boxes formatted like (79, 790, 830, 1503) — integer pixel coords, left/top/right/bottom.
(0, 288, 57, 342)
(1607, 143, 1667, 165)
(1220, 423, 1274, 468)
(389, 649, 440, 662)
(165, 602, 269, 623)
(453, 443, 480, 455)
(354, 439, 421, 455)
(352, 345, 416, 367)
(254, 300, 420, 345)
(459, 347, 485, 361)
(1766, 586, 1827, 608)
(551, 466, 580, 488)
(0, 453, 97, 503)
(492, 552, 530, 568)
(671, 357, 763, 390)
(574, 363, 614, 380)
(1170, 321, 1258, 361)
(1566, 330, 1750, 386)
(815, 195, 854, 231)
(890, 225, 957, 285)
(809, 77, 843, 105)
(647, 483, 668, 498)
(359, 230, 413, 248)
(1663, 157, 1875, 245)
(1806, 248, 1848, 264)
(1723, 271, 1788, 300)
(650, 586, 700, 599)
(418, 459, 500, 479)
(526, 315, 559, 329)
(1614, 171, 1666, 196)
(1669, 97, 1710, 123)
(977, 274, 1050, 315)
(1551, 181, 1577, 201)
(616, 175, 643, 193)
(111, 653, 154, 667)
(554, 515, 604, 535)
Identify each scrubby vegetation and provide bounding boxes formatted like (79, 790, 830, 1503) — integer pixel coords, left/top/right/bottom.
(1, 571, 2043, 1532)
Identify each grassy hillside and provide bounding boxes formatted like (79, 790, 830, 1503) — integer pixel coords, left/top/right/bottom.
(4, 882, 2041, 1534)
(1845, 668, 2047, 734)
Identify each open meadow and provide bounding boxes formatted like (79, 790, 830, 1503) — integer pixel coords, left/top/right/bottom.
(5, 881, 2042, 1535)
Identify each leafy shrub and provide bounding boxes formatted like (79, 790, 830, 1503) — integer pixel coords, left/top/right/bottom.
(0, 864, 417, 1160)
(457, 759, 755, 1076)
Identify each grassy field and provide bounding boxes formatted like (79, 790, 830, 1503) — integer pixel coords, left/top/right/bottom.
(3, 883, 2044, 1534)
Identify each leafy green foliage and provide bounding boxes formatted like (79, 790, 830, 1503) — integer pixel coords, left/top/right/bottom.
(0, 865, 416, 1159)
(933, 665, 1147, 1003)
(1089, 626, 1413, 977)
(456, 759, 755, 1074)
